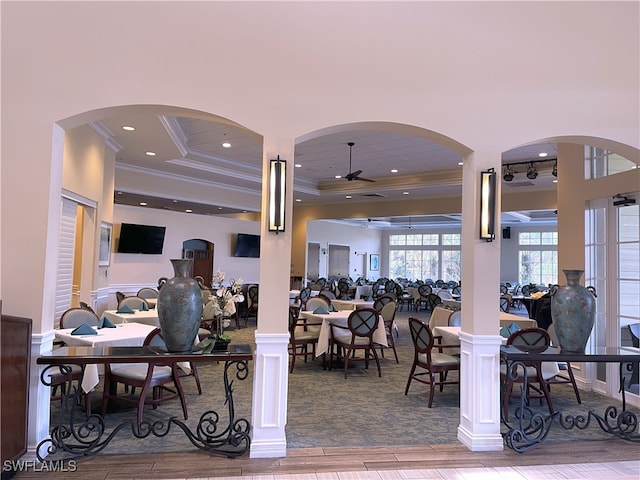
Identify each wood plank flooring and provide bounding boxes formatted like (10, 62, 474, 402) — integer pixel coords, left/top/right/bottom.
(10, 440, 640, 479)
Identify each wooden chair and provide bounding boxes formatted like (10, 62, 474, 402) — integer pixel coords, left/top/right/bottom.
(415, 284, 433, 310)
(244, 285, 259, 326)
(52, 307, 102, 414)
(404, 317, 460, 407)
(328, 308, 382, 379)
(426, 293, 443, 311)
(544, 323, 581, 403)
(377, 301, 399, 363)
(499, 296, 511, 313)
(297, 286, 312, 310)
(373, 293, 396, 312)
(117, 296, 150, 311)
(100, 328, 188, 428)
(136, 287, 159, 301)
(288, 306, 320, 373)
(336, 279, 351, 300)
(501, 327, 554, 420)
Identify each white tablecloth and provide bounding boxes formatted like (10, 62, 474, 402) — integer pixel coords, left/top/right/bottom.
(355, 285, 373, 299)
(102, 309, 160, 326)
(300, 309, 387, 357)
(331, 299, 375, 311)
(55, 322, 158, 393)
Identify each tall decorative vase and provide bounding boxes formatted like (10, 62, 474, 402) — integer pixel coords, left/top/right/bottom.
(157, 259, 203, 352)
(550, 269, 596, 354)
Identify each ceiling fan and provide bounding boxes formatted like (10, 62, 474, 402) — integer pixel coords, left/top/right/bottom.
(343, 142, 375, 182)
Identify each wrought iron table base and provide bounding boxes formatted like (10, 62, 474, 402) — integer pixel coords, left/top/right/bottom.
(502, 357, 640, 452)
(38, 359, 251, 461)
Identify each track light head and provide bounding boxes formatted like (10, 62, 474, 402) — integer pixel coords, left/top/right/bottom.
(503, 165, 514, 182)
(552, 162, 558, 177)
(526, 162, 538, 180)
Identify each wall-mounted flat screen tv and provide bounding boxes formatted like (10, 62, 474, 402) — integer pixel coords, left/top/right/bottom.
(117, 223, 166, 254)
(234, 233, 260, 258)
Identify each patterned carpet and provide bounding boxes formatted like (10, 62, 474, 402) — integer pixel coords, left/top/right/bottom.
(50, 306, 638, 456)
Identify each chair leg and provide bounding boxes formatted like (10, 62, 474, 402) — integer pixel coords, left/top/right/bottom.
(191, 364, 202, 395)
(566, 363, 582, 404)
(428, 372, 436, 408)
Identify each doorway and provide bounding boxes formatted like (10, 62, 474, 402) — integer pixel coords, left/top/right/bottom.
(183, 239, 215, 286)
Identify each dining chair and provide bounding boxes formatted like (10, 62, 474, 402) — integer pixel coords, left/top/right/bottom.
(448, 310, 461, 327)
(244, 285, 259, 326)
(544, 323, 581, 403)
(377, 300, 399, 363)
(305, 296, 330, 312)
(100, 328, 189, 428)
(328, 307, 382, 379)
(501, 327, 554, 420)
(373, 293, 396, 312)
(319, 289, 336, 300)
(288, 306, 320, 373)
(426, 293, 443, 311)
(437, 290, 454, 301)
(59, 307, 100, 329)
(415, 284, 433, 310)
(116, 291, 126, 305)
(137, 287, 159, 301)
(79, 301, 96, 314)
(499, 296, 511, 313)
(297, 286, 312, 309)
(404, 317, 460, 407)
(118, 296, 150, 311)
(336, 279, 351, 300)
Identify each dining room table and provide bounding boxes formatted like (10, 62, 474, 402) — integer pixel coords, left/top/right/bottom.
(299, 309, 387, 357)
(54, 322, 159, 392)
(102, 308, 160, 326)
(330, 299, 375, 311)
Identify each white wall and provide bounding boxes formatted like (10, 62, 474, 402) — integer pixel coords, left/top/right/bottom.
(306, 220, 381, 281)
(111, 205, 260, 288)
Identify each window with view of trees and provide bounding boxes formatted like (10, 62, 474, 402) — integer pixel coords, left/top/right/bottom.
(388, 233, 460, 282)
(518, 231, 558, 285)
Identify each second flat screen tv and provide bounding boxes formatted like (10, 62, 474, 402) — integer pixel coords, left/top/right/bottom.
(234, 233, 260, 258)
(117, 223, 166, 254)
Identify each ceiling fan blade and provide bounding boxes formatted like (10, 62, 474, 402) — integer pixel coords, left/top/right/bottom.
(354, 176, 375, 182)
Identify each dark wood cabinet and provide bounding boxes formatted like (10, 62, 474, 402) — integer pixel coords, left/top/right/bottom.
(1, 313, 32, 468)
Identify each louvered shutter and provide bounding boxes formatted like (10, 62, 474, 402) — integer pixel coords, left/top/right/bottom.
(54, 197, 77, 326)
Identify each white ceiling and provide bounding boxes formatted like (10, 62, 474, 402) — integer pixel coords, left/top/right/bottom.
(93, 111, 559, 229)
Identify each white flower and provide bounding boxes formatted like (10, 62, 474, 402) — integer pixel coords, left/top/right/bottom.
(212, 270, 225, 287)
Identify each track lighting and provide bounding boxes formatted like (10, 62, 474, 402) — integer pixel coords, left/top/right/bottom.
(552, 162, 557, 177)
(503, 165, 514, 182)
(526, 162, 538, 180)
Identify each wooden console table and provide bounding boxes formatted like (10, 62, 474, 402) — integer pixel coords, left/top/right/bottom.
(501, 345, 640, 452)
(37, 344, 252, 460)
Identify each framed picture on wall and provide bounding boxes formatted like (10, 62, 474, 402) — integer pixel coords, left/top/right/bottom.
(99, 222, 112, 266)
(370, 254, 379, 271)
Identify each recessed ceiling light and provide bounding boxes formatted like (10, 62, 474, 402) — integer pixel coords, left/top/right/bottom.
(145, 151, 156, 156)
(538, 152, 548, 158)
(116, 191, 123, 195)
(391, 169, 398, 173)
(185, 209, 193, 213)
(172, 199, 178, 203)
(122, 125, 135, 131)
(335, 175, 342, 179)
(345, 195, 352, 199)
(218, 206, 223, 210)
(295, 164, 302, 168)
(458, 161, 464, 166)
(222, 142, 231, 148)
(139, 202, 147, 206)
(552, 179, 558, 183)
(295, 198, 301, 202)
(402, 191, 410, 195)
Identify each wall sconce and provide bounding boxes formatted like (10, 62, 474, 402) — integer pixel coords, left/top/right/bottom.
(480, 168, 496, 242)
(268, 156, 286, 234)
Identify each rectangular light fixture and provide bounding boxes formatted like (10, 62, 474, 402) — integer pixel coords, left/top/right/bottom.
(479, 168, 496, 241)
(269, 156, 286, 234)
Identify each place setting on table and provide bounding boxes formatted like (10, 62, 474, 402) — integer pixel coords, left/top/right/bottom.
(102, 303, 160, 326)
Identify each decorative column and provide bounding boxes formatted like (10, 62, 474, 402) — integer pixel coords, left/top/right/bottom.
(249, 137, 294, 458)
(457, 150, 504, 451)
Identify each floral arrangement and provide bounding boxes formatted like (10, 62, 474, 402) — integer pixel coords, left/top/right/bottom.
(210, 271, 244, 318)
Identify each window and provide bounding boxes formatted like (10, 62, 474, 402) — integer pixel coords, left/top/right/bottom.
(518, 232, 558, 285)
(388, 233, 460, 282)
(586, 147, 637, 179)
